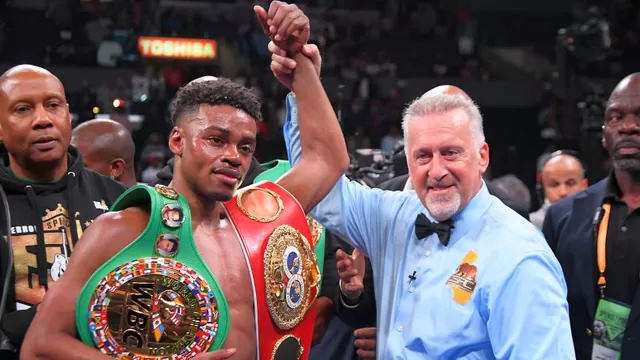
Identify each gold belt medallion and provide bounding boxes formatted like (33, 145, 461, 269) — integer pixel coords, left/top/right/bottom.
(88, 258, 219, 359)
(236, 187, 284, 223)
(264, 225, 320, 330)
(154, 184, 179, 200)
(271, 334, 303, 360)
(306, 216, 323, 247)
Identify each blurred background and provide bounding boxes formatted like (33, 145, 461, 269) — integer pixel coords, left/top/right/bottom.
(0, 0, 632, 211)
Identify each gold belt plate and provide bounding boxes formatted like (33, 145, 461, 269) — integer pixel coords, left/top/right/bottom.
(88, 258, 220, 359)
(264, 225, 321, 330)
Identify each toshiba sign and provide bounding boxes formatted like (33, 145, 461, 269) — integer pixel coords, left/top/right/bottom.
(138, 36, 217, 60)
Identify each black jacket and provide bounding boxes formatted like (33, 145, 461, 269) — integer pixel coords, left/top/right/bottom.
(0, 145, 126, 354)
(154, 157, 265, 188)
(542, 178, 640, 359)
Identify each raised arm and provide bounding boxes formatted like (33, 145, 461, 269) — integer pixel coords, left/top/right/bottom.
(254, 2, 350, 213)
(20, 209, 149, 360)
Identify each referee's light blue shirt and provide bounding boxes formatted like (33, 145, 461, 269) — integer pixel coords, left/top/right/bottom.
(283, 94, 575, 359)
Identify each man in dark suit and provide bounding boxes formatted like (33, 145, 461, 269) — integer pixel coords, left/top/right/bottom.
(543, 73, 640, 359)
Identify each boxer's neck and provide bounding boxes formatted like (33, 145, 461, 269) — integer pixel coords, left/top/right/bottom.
(168, 180, 225, 231)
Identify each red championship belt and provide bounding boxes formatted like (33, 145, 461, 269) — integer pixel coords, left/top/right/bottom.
(224, 181, 320, 360)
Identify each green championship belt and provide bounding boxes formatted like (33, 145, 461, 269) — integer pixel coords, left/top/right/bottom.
(76, 184, 230, 359)
(253, 160, 326, 286)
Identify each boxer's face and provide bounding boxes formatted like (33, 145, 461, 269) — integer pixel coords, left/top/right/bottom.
(407, 108, 489, 221)
(171, 104, 256, 201)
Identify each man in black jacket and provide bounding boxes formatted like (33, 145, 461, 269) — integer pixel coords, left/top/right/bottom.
(543, 73, 640, 359)
(0, 65, 126, 358)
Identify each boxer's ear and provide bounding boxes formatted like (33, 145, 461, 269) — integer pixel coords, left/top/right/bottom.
(168, 126, 183, 157)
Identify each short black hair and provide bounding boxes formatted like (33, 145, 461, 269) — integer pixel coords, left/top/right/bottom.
(170, 78, 263, 125)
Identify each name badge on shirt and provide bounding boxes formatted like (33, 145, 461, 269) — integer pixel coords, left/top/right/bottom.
(592, 298, 630, 360)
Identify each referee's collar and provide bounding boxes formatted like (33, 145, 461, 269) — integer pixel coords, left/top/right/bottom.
(422, 181, 492, 246)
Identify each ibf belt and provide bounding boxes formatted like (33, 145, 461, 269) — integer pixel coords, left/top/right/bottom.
(224, 181, 320, 360)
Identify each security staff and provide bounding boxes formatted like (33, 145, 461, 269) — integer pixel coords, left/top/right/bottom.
(544, 73, 640, 358)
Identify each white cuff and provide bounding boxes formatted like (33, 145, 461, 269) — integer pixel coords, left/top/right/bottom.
(339, 279, 361, 309)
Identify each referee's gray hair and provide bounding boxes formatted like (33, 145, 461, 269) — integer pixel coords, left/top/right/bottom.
(401, 93, 485, 150)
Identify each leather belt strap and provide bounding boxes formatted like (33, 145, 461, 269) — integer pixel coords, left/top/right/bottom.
(224, 181, 319, 360)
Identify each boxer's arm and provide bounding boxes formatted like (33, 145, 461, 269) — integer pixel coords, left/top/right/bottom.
(20, 209, 148, 360)
(276, 53, 350, 213)
(282, 97, 405, 260)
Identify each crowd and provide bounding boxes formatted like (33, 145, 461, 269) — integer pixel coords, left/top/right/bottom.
(1, 0, 640, 360)
(1, 0, 489, 179)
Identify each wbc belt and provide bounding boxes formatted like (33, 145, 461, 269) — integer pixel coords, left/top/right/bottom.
(76, 184, 229, 359)
(224, 181, 320, 360)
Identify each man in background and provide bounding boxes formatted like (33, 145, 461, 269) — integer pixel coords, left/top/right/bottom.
(490, 174, 532, 220)
(0, 65, 126, 358)
(531, 150, 588, 228)
(71, 119, 137, 188)
(544, 73, 640, 358)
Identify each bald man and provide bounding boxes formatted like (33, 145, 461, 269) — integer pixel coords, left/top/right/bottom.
(72, 119, 137, 188)
(0, 65, 125, 357)
(530, 151, 587, 228)
(543, 73, 640, 358)
(424, 84, 472, 98)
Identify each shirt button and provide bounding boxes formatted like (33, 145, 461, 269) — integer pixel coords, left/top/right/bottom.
(425, 251, 431, 257)
(409, 286, 415, 293)
(397, 326, 403, 332)
(622, 226, 628, 232)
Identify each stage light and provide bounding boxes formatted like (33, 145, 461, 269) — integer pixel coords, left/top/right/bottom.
(112, 99, 124, 108)
(92, 106, 100, 114)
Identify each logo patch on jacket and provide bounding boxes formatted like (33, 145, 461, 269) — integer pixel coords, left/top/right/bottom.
(446, 250, 478, 306)
(13, 203, 87, 307)
(93, 200, 108, 211)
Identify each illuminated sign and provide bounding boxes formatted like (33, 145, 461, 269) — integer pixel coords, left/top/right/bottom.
(138, 36, 217, 60)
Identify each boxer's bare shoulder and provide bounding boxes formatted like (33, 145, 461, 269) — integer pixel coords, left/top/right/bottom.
(78, 207, 150, 263)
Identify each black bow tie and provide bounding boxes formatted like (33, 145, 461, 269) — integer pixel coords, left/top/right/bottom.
(415, 214, 454, 246)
